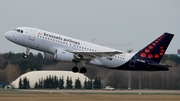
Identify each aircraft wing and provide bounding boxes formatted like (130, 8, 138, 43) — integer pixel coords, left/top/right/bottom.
(67, 50, 123, 59)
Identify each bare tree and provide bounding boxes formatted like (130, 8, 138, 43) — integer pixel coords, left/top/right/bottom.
(4, 64, 21, 83)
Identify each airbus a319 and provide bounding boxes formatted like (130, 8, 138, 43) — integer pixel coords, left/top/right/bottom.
(4, 27, 174, 73)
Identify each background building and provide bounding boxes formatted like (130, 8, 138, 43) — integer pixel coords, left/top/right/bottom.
(11, 71, 89, 88)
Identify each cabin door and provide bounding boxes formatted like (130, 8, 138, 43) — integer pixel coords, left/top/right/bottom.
(29, 29, 36, 41)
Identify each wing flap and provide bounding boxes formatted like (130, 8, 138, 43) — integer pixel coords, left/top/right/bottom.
(67, 50, 123, 59)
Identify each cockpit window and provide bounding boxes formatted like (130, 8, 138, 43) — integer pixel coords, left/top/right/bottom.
(13, 29, 20, 32)
(13, 29, 23, 33)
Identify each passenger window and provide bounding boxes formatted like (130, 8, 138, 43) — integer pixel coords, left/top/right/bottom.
(21, 30, 23, 33)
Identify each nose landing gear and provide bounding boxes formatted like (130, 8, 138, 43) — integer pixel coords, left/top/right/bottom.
(23, 54, 28, 59)
(23, 47, 30, 59)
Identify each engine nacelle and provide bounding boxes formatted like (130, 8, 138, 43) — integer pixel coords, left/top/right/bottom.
(43, 53, 54, 60)
(54, 49, 74, 62)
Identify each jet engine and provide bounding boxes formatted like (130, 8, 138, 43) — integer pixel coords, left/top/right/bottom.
(54, 49, 74, 62)
(43, 53, 54, 60)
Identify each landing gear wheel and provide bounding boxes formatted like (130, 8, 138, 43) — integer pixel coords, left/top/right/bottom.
(23, 54, 28, 59)
(23, 47, 30, 59)
(80, 67, 87, 73)
(72, 66, 79, 73)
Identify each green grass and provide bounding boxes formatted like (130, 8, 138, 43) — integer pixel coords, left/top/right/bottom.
(0, 88, 46, 94)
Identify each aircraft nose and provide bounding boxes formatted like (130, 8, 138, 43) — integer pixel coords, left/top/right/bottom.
(4, 31, 9, 39)
(4, 31, 13, 40)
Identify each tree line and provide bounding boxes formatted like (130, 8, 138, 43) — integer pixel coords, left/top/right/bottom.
(1, 52, 180, 90)
(18, 77, 30, 89)
(19, 75, 102, 89)
(1, 52, 58, 73)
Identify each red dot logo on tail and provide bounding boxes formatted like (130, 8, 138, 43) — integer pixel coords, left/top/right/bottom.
(155, 54, 160, 58)
(140, 53, 146, 57)
(145, 49, 150, 53)
(152, 43, 156, 46)
(148, 54, 153, 59)
(149, 46, 153, 49)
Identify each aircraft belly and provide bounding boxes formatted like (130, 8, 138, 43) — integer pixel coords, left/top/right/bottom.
(88, 59, 103, 66)
(99, 58, 126, 68)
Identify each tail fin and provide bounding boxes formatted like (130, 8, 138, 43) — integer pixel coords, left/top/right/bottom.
(135, 33, 174, 63)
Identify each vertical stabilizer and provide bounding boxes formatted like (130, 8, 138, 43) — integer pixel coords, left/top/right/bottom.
(135, 33, 174, 63)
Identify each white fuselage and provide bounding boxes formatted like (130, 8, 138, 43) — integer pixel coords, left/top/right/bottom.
(4, 27, 135, 69)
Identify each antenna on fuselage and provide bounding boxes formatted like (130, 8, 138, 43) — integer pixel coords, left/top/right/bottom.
(127, 49, 133, 53)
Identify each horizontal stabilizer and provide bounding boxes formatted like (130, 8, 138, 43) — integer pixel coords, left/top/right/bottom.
(148, 63, 172, 68)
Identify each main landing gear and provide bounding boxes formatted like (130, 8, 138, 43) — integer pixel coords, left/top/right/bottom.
(23, 47, 30, 59)
(72, 60, 87, 73)
(72, 66, 87, 73)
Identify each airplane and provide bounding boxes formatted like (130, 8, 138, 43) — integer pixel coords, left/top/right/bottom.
(4, 27, 174, 73)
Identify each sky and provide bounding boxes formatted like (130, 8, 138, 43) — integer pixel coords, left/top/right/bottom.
(0, 0, 180, 54)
